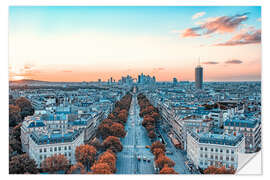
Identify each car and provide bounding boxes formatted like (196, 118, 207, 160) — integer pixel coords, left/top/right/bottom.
(143, 156, 147, 161)
(166, 151, 173, 155)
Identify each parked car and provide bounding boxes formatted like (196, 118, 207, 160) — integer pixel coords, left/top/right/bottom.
(143, 156, 147, 161)
(166, 151, 173, 155)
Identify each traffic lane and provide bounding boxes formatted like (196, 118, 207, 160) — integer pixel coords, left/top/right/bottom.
(158, 129, 190, 174)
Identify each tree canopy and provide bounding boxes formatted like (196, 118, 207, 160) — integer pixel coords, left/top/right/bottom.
(75, 144, 97, 171)
(41, 154, 69, 174)
(9, 154, 38, 174)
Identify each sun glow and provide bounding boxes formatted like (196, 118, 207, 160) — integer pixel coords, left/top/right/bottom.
(11, 75, 25, 81)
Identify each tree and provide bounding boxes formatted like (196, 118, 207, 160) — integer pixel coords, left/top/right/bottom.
(148, 130, 156, 139)
(145, 124, 155, 132)
(111, 122, 126, 138)
(142, 115, 155, 127)
(97, 150, 117, 173)
(88, 138, 102, 151)
(204, 165, 235, 174)
(9, 154, 38, 174)
(97, 122, 112, 139)
(151, 112, 160, 121)
(91, 163, 113, 174)
(75, 144, 97, 171)
(9, 123, 23, 156)
(153, 148, 165, 160)
(203, 165, 218, 174)
(15, 97, 34, 120)
(41, 154, 69, 173)
(9, 105, 21, 127)
(151, 141, 166, 153)
(108, 113, 116, 120)
(102, 136, 123, 153)
(155, 155, 175, 169)
(159, 164, 178, 174)
(67, 162, 86, 174)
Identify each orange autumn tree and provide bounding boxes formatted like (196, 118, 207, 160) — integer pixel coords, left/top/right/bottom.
(67, 162, 86, 174)
(111, 122, 126, 138)
(148, 130, 156, 139)
(153, 148, 165, 160)
(91, 163, 113, 174)
(160, 164, 178, 174)
(155, 155, 175, 170)
(204, 165, 235, 174)
(41, 154, 69, 174)
(97, 150, 117, 173)
(151, 141, 166, 153)
(102, 136, 123, 153)
(75, 144, 97, 171)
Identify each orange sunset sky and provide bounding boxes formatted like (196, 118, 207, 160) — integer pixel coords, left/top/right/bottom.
(9, 6, 261, 82)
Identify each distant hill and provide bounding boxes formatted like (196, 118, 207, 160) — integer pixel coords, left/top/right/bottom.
(9, 79, 49, 84)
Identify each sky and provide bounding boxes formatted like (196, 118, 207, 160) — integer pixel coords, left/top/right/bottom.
(9, 6, 261, 82)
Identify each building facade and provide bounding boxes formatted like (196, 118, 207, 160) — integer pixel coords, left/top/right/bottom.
(187, 131, 245, 170)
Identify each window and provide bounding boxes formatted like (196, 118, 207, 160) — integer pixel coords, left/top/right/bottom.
(205, 147, 207, 151)
(210, 155, 213, 159)
(69, 146, 71, 150)
(44, 155, 47, 159)
(40, 155, 42, 160)
(231, 150, 234, 154)
(231, 157, 234, 162)
(55, 147, 57, 151)
(205, 154, 208, 158)
(215, 148, 218, 152)
(220, 149, 223, 153)
(211, 148, 213, 152)
(44, 148, 47, 153)
(215, 156, 218, 160)
(220, 156, 223, 160)
(65, 153, 67, 156)
(50, 147, 52, 152)
(200, 154, 203, 158)
(226, 149, 229, 153)
(65, 146, 67, 150)
(58, 147, 61, 151)
(200, 147, 203, 151)
(69, 152, 71, 157)
(226, 156, 229, 161)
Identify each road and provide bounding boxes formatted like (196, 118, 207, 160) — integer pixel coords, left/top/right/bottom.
(157, 128, 191, 174)
(116, 93, 155, 174)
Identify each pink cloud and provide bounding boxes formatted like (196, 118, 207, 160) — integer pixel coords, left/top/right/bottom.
(180, 13, 248, 38)
(181, 28, 200, 37)
(214, 29, 261, 46)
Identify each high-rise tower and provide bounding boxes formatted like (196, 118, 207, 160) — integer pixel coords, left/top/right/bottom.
(195, 58, 203, 89)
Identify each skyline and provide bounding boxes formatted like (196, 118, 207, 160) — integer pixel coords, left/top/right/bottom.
(9, 6, 261, 82)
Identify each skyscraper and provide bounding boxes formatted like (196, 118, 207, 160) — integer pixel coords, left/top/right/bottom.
(195, 63, 203, 89)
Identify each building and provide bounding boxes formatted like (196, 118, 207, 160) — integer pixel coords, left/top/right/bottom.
(21, 115, 46, 153)
(173, 78, 178, 85)
(224, 115, 261, 153)
(28, 129, 84, 167)
(195, 65, 203, 89)
(187, 130, 245, 170)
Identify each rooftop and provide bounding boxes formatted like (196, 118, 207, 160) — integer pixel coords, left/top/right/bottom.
(189, 130, 244, 146)
(30, 129, 83, 145)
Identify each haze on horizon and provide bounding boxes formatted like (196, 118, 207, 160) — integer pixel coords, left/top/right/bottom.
(9, 6, 261, 82)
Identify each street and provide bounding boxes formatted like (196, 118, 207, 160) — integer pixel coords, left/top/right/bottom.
(116, 92, 190, 174)
(116, 93, 155, 174)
